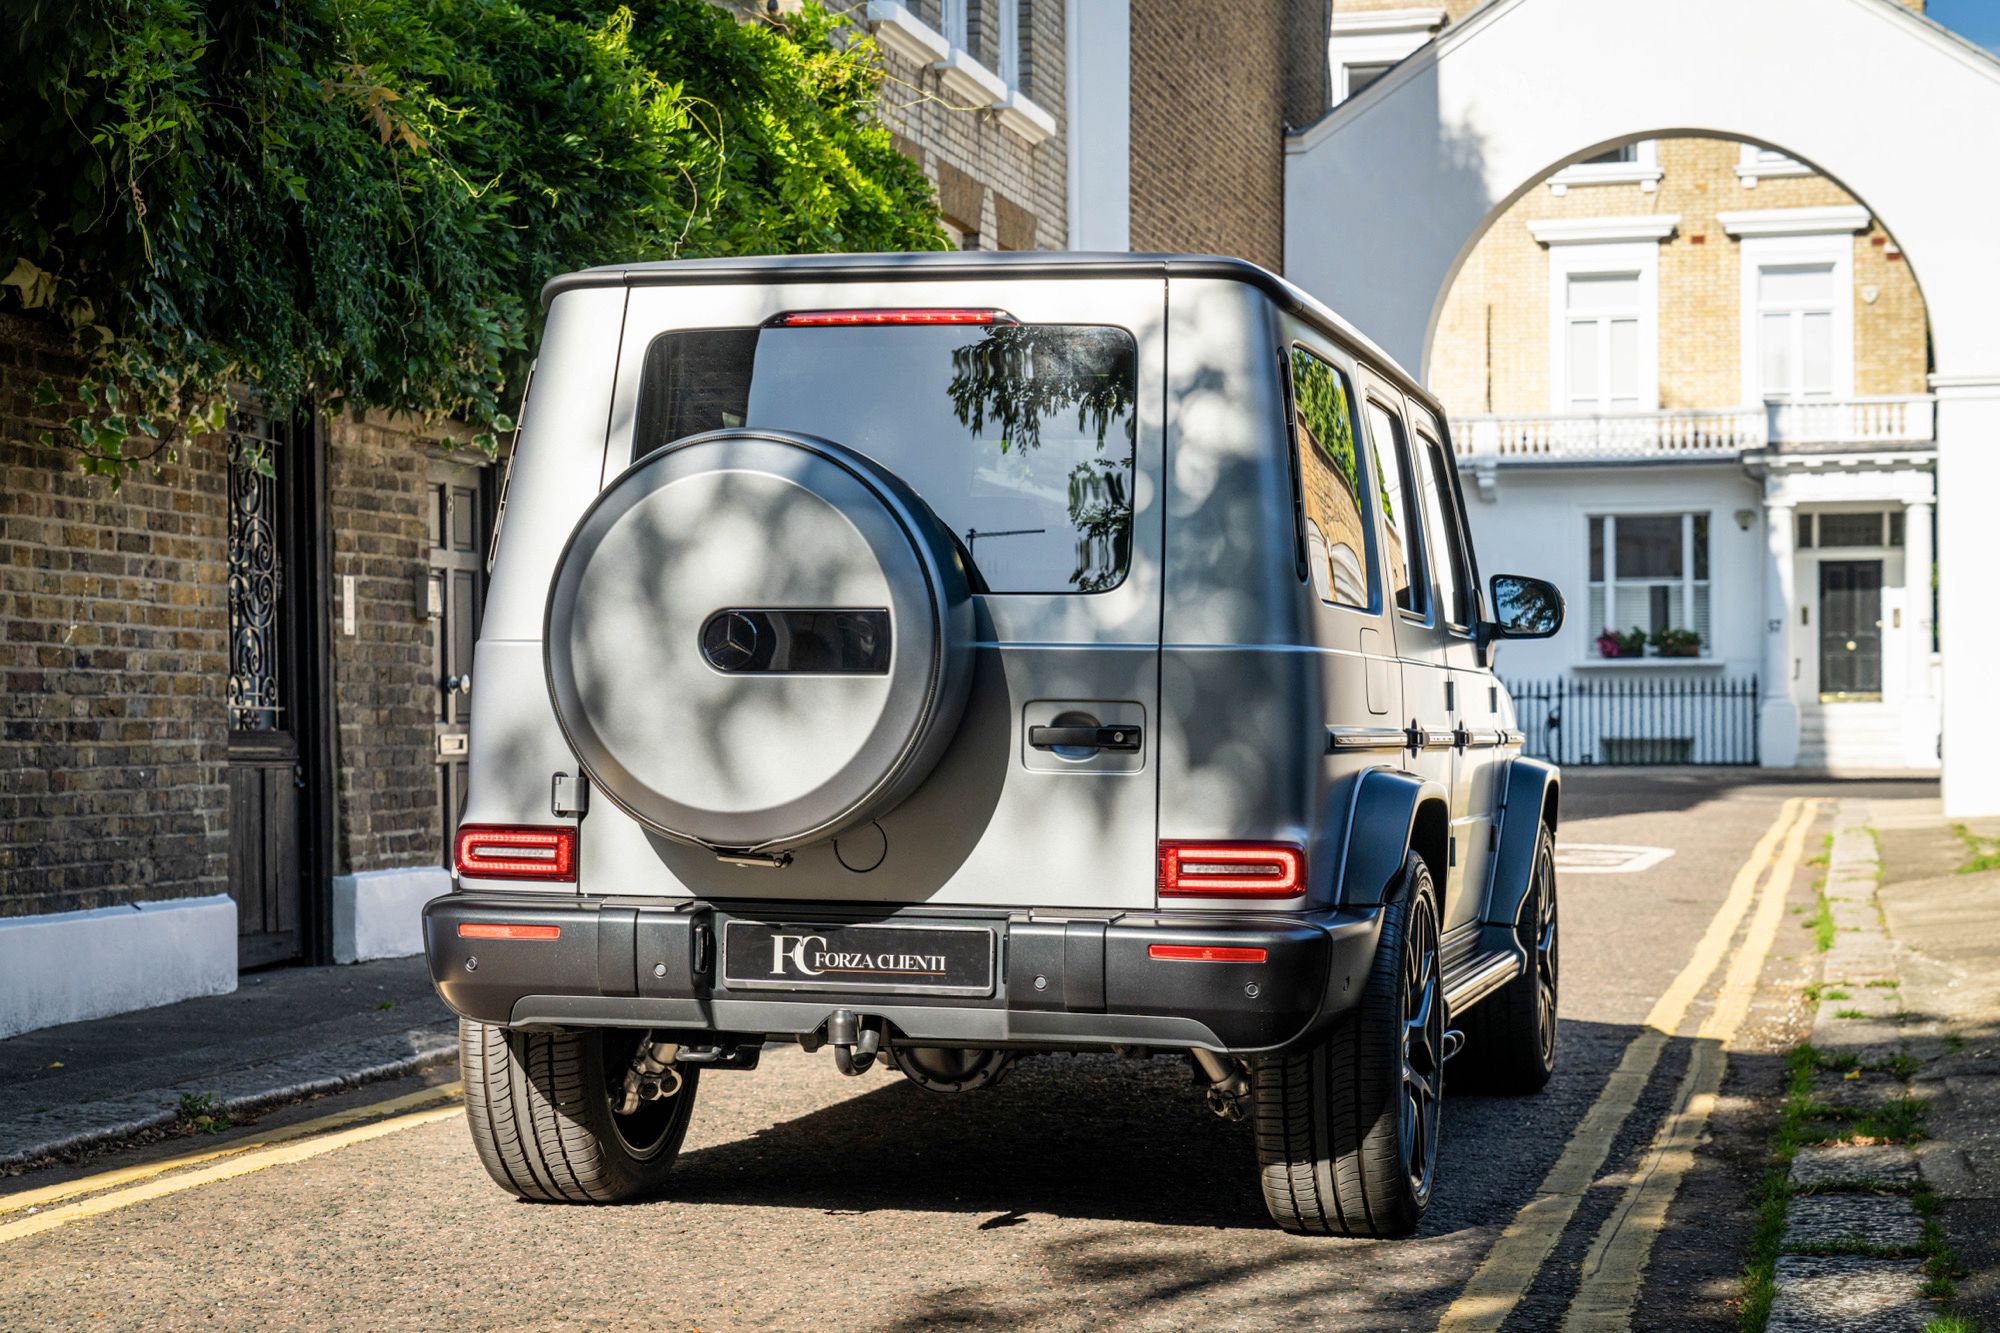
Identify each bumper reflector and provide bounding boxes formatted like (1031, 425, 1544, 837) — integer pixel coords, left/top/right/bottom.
(1158, 841, 1304, 898)
(457, 922, 562, 941)
(454, 825, 577, 882)
(1148, 944, 1268, 963)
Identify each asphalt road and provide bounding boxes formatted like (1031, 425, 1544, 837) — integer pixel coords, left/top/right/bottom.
(0, 772, 1932, 1331)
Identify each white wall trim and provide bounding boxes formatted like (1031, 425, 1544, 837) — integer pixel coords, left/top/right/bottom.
(332, 866, 454, 964)
(1717, 205, 1871, 238)
(1545, 239, 1663, 413)
(1332, 6, 1448, 37)
(864, 2, 950, 64)
(0, 895, 236, 1039)
(1736, 229, 1857, 404)
(1527, 214, 1680, 245)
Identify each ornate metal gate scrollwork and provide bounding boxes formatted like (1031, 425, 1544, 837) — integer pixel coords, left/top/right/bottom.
(226, 424, 285, 733)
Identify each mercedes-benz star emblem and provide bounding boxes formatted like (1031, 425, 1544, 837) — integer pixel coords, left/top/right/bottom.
(702, 611, 760, 672)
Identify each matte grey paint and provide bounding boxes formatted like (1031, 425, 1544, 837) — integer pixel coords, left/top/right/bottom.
(459, 257, 1549, 956)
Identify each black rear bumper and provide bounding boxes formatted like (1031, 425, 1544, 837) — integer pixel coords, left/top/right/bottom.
(423, 894, 1384, 1055)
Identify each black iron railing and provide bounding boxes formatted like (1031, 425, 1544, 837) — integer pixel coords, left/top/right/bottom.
(1502, 675, 1761, 767)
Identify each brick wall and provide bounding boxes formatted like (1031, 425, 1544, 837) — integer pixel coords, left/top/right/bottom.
(873, 2, 1068, 250)
(325, 415, 488, 874)
(1128, 0, 1288, 269)
(0, 314, 229, 917)
(1429, 137, 1929, 418)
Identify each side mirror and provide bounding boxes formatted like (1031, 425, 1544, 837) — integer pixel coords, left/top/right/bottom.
(1485, 574, 1564, 641)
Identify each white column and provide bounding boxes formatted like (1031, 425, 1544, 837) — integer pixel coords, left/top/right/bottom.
(1759, 499, 1800, 768)
(1935, 381, 2000, 815)
(1903, 498, 1936, 769)
(1064, 0, 1129, 252)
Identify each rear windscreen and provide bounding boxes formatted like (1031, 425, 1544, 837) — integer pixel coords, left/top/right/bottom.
(633, 323, 1138, 593)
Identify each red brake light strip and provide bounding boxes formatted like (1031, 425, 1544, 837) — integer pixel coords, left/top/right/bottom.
(457, 922, 562, 941)
(773, 308, 1010, 327)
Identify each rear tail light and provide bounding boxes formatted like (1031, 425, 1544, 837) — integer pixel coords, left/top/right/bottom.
(457, 922, 562, 941)
(454, 825, 577, 882)
(1158, 842, 1304, 898)
(1148, 944, 1268, 963)
(772, 308, 1013, 327)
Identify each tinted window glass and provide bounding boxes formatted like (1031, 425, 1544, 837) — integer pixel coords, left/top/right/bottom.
(634, 325, 1137, 593)
(1416, 433, 1471, 627)
(1363, 401, 1424, 616)
(1289, 347, 1374, 611)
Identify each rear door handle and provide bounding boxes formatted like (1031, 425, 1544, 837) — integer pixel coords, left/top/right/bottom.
(1029, 724, 1143, 752)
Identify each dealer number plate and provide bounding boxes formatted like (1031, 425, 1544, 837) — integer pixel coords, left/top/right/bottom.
(721, 921, 995, 997)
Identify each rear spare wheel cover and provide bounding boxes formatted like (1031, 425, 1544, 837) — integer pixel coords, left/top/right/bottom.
(544, 430, 973, 852)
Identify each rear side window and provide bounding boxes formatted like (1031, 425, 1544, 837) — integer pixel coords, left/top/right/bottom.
(1363, 401, 1425, 617)
(633, 323, 1138, 594)
(1287, 346, 1374, 611)
(1415, 432, 1473, 629)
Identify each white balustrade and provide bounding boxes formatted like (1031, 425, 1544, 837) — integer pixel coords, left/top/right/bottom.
(1453, 395, 1934, 463)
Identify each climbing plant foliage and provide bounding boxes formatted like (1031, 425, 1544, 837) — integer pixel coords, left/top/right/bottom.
(0, 0, 945, 475)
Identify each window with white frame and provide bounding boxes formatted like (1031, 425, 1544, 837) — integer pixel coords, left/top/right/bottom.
(1736, 142, 1814, 187)
(994, 0, 1019, 90)
(1328, 8, 1446, 107)
(1756, 263, 1837, 400)
(1547, 140, 1663, 195)
(939, 0, 968, 48)
(1534, 228, 1668, 415)
(1588, 513, 1712, 657)
(1564, 272, 1643, 412)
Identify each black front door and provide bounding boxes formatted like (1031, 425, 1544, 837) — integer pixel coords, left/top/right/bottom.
(1819, 559, 1883, 699)
(428, 460, 487, 865)
(226, 417, 307, 966)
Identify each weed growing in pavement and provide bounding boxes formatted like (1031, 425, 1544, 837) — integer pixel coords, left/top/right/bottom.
(1923, 1313, 1977, 1332)
(1835, 1007, 1868, 1020)
(1949, 823, 2000, 875)
(1867, 978, 1901, 990)
(1740, 1041, 1948, 1332)
(176, 1092, 231, 1135)
(1807, 835, 1831, 870)
(1943, 1034, 1967, 1055)
(1804, 889, 1836, 953)
(1821, 988, 1852, 1002)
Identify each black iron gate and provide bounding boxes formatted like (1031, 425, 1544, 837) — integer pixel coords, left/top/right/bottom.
(1502, 676, 1761, 766)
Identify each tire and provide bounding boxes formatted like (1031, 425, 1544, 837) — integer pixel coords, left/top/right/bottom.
(460, 1020, 700, 1203)
(1251, 851, 1444, 1237)
(1454, 822, 1559, 1094)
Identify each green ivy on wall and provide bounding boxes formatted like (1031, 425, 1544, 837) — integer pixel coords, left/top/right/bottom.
(0, 0, 946, 476)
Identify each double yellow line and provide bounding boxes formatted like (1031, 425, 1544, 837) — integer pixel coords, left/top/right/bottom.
(1439, 797, 1819, 1332)
(0, 1083, 464, 1245)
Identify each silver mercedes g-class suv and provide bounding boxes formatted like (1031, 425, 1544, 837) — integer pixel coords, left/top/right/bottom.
(424, 252, 1564, 1236)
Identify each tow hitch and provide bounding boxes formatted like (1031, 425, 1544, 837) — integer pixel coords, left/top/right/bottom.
(824, 1008, 881, 1076)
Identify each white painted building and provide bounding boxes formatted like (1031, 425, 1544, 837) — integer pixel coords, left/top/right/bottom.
(1282, 0, 2000, 813)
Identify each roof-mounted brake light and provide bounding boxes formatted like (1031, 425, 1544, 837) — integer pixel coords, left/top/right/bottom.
(772, 308, 1014, 327)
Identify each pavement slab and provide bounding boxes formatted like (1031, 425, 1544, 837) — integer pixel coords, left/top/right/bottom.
(1789, 1144, 1920, 1191)
(1765, 1255, 1931, 1332)
(1782, 1194, 1924, 1251)
(0, 955, 454, 1168)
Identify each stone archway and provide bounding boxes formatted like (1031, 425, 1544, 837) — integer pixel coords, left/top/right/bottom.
(1284, 0, 2000, 815)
